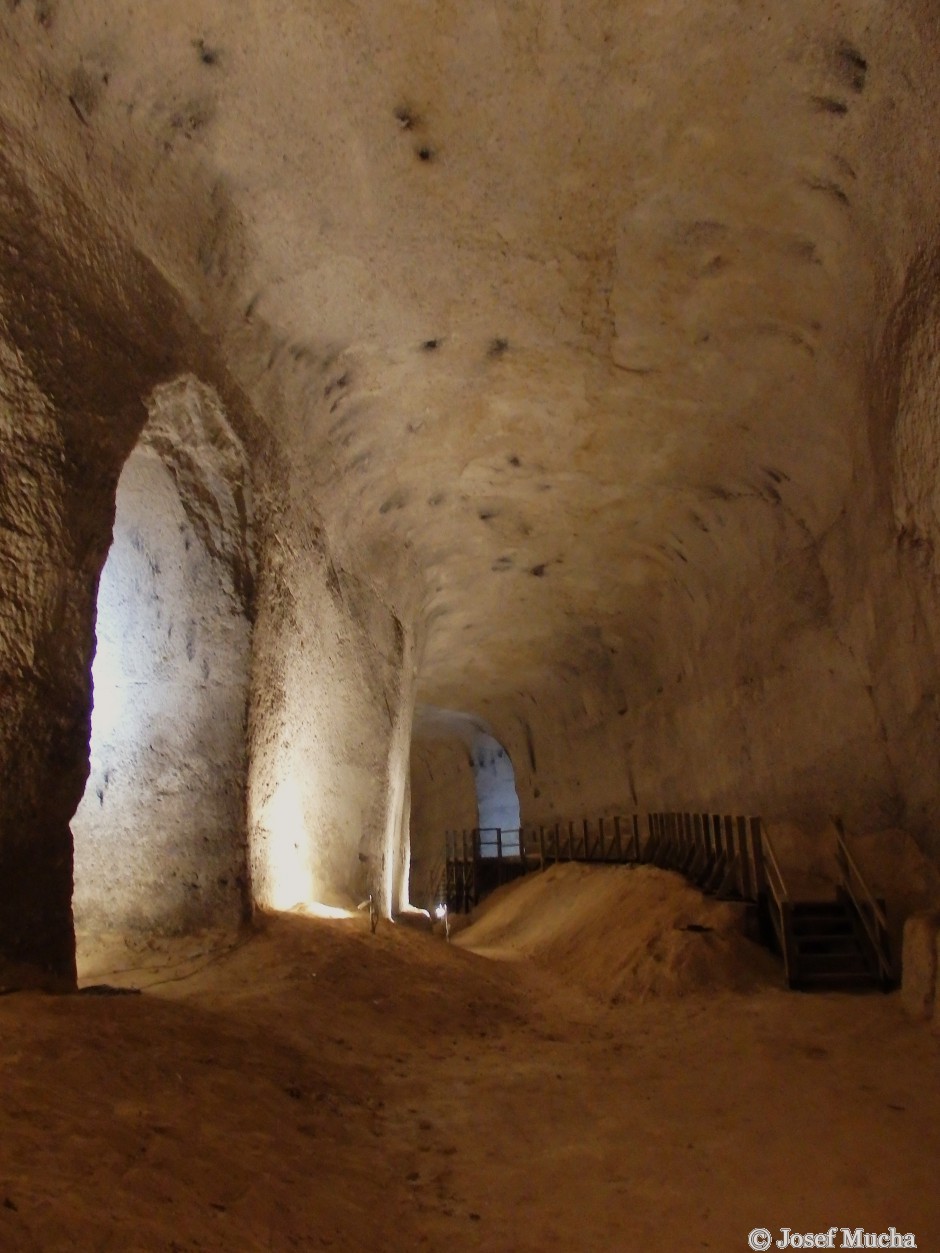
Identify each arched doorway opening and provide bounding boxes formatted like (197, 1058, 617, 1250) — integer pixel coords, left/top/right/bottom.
(409, 707, 522, 907)
(71, 379, 254, 959)
(471, 732, 521, 857)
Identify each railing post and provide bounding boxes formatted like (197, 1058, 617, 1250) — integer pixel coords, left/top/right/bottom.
(568, 820, 575, 860)
(598, 816, 605, 861)
(496, 827, 503, 883)
(750, 817, 766, 898)
(633, 814, 640, 861)
(583, 817, 590, 859)
(736, 815, 752, 899)
(538, 824, 545, 871)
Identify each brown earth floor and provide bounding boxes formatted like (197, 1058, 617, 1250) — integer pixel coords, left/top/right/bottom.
(0, 899, 937, 1252)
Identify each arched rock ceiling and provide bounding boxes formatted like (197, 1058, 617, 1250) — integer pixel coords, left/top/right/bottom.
(3, 1, 940, 719)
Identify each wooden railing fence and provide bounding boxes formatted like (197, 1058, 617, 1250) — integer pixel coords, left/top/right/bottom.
(442, 812, 767, 914)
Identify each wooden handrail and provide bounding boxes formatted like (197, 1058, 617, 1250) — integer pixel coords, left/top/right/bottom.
(760, 823, 789, 905)
(759, 823, 796, 987)
(833, 819, 892, 984)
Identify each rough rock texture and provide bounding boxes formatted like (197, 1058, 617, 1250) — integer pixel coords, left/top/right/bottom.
(4, 4, 940, 976)
(246, 494, 415, 916)
(409, 731, 477, 910)
(72, 380, 254, 934)
(900, 913, 938, 1023)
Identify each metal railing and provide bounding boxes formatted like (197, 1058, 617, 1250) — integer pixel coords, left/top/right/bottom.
(442, 812, 766, 914)
(759, 825, 796, 987)
(834, 819, 893, 986)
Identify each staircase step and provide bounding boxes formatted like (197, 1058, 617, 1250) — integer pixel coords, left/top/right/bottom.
(792, 921, 854, 939)
(795, 970, 879, 988)
(791, 900, 846, 916)
(797, 953, 870, 974)
(795, 937, 861, 955)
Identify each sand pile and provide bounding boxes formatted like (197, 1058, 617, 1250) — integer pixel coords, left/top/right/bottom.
(455, 862, 776, 1001)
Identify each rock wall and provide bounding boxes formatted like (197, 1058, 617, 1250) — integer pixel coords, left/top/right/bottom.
(0, 143, 414, 981)
(0, 340, 94, 987)
(409, 734, 477, 911)
(247, 491, 415, 918)
(0, 151, 190, 986)
(71, 380, 254, 934)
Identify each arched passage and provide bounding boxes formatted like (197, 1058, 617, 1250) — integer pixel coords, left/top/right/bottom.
(409, 707, 522, 907)
(71, 379, 254, 941)
(470, 732, 521, 856)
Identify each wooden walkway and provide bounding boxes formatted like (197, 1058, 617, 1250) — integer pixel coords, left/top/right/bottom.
(443, 812, 765, 915)
(441, 811, 894, 990)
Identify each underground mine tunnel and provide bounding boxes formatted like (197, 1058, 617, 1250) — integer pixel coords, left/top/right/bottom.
(2, 3, 940, 1250)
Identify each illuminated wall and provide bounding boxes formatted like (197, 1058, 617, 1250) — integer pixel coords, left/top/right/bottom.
(246, 501, 416, 919)
(71, 382, 253, 934)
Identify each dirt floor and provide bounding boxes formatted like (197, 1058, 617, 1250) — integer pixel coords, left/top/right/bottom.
(1, 865, 938, 1251)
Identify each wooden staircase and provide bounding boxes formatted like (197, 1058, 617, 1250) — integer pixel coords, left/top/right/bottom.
(760, 822, 895, 992)
(787, 897, 884, 990)
(441, 811, 896, 993)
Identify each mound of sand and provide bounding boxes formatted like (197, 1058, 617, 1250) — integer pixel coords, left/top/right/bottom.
(454, 862, 777, 1001)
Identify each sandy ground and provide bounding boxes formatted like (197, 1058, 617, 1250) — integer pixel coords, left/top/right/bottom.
(1, 865, 938, 1252)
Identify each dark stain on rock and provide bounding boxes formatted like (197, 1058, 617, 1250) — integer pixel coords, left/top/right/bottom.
(756, 323, 816, 357)
(421, 338, 441, 351)
(379, 490, 408, 515)
(67, 65, 104, 121)
(324, 560, 342, 601)
(428, 493, 445, 506)
(195, 38, 220, 66)
(488, 337, 509, 357)
(478, 509, 497, 522)
(324, 372, 350, 399)
(169, 98, 214, 141)
(395, 105, 418, 131)
(786, 239, 821, 265)
(530, 563, 547, 577)
(417, 146, 433, 162)
(701, 254, 729, 276)
(811, 95, 848, 114)
(831, 153, 857, 181)
(492, 555, 514, 571)
(763, 466, 790, 484)
(508, 455, 521, 467)
(804, 177, 850, 207)
(682, 219, 728, 246)
(67, 95, 89, 127)
(834, 42, 868, 92)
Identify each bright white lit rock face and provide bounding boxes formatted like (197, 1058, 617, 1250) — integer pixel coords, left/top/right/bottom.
(72, 383, 253, 933)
